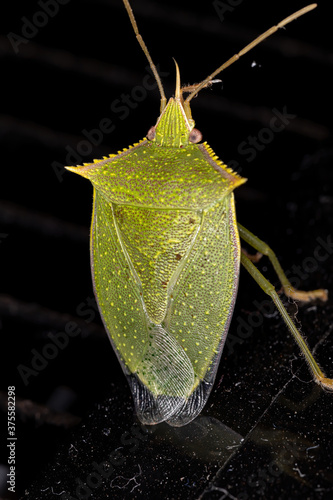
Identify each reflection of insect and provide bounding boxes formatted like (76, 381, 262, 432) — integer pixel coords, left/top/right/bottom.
(66, 2, 332, 427)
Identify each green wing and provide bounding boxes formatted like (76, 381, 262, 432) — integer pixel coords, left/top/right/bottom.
(90, 188, 240, 426)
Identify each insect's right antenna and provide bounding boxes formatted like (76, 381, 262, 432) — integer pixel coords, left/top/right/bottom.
(122, 0, 167, 112)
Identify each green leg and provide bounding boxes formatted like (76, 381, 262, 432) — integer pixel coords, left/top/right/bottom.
(240, 249, 333, 391)
(238, 223, 328, 302)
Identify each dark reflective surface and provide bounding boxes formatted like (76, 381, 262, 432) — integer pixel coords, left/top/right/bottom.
(22, 317, 333, 499)
(1, 1, 333, 499)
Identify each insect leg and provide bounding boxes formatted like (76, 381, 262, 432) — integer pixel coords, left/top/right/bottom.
(241, 247, 263, 263)
(240, 251, 333, 391)
(238, 223, 328, 302)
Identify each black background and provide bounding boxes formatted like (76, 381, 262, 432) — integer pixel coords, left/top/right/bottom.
(1, 1, 333, 499)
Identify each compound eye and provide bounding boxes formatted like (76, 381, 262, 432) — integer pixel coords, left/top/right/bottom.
(147, 126, 156, 141)
(189, 128, 202, 144)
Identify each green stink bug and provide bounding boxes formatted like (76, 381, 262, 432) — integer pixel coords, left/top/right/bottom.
(66, 1, 332, 427)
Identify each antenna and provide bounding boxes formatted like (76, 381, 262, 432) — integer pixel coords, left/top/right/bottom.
(122, 0, 167, 112)
(185, 4, 317, 104)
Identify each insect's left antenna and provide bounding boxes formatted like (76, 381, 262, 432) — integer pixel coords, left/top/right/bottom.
(185, 3, 317, 105)
(122, 0, 167, 112)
